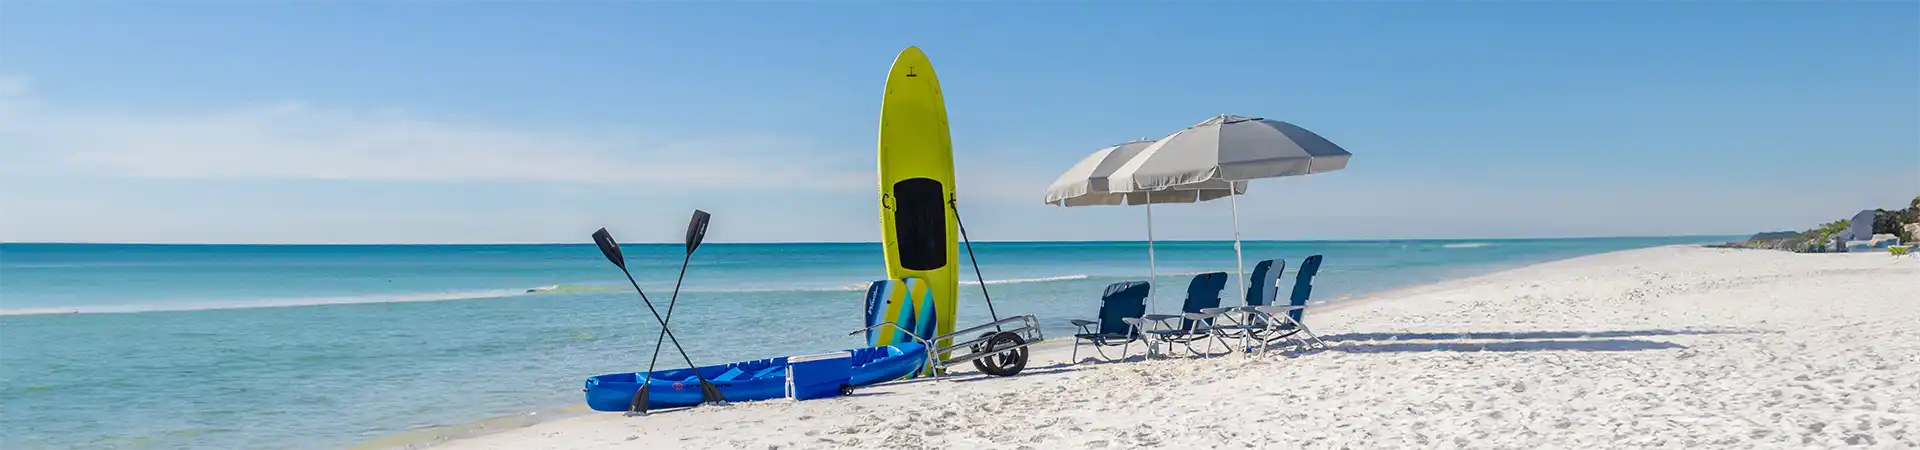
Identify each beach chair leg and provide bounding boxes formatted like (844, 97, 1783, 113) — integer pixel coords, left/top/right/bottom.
(1072, 339, 1082, 362)
(1300, 325, 1329, 350)
(1244, 328, 1259, 357)
(1272, 315, 1326, 350)
(1288, 318, 1328, 350)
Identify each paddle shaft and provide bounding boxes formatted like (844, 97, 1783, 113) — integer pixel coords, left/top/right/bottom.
(616, 268, 714, 388)
(643, 252, 694, 379)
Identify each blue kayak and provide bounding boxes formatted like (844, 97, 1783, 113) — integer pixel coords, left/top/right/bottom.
(584, 342, 928, 412)
(846, 342, 929, 387)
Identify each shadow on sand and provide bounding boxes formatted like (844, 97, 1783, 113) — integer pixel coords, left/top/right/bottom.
(860, 361, 1090, 387)
(1315, 328, 1757, 343)
(1323, 338, 1683, 353)
(1265, 328, 1750, 354)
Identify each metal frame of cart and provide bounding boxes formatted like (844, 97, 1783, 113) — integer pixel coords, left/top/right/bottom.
(849, 314, 1045, 380)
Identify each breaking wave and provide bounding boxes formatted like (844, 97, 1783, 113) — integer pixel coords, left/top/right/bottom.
(0, 289, 533, 316)
(6, 274, 1102, 316)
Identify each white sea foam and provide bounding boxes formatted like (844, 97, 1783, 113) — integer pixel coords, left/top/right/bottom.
(967, 274, 1090, 285)
(1442, 242, 1494, 249)
(826, 274, 1093, 292)
(1, 274, 1104, 316)
(0, 289, 534, 316)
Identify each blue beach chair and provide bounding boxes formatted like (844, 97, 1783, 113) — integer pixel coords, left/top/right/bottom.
(1140, 272, 1230, 356)
(1251, 255, 1330, 351)
(1202, 259, 1284, 345)
(1069, 281, 1150, 362)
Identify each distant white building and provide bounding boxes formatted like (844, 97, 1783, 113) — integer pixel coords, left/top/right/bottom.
(1840, 209, 1877, 241)
(1830, 209, 1908, 252)
(1832, 210, 1877, 253)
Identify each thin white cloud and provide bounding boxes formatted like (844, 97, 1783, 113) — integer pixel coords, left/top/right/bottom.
(0, 79, 866, 190)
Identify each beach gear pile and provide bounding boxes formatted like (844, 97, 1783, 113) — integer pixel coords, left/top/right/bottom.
(579, 46, 1045, 416)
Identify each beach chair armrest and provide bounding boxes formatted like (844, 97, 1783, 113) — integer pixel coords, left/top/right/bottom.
(1182, 311, 1221, 320)
(1251, 305, 1306, 316)
(1140, 314, 1183, 323)
(1119, 317, 1145, 327)
(1069, 319, 1097, 327)
(1198, 307, 1234, 315)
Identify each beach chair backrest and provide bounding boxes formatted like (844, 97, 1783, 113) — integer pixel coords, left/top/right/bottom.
(1244, 259, 1284, 307)
(1286, 255, 1324, 323)
(1183, 272, 1228, 313)
(1098, 281, 1150, 337)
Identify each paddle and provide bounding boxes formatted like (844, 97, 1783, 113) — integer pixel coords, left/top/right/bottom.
(590, 227, 725, 417)
(637, 210, 712, 411)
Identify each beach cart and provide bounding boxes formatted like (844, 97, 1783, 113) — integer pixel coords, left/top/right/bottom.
(850, 314, 1044, 379)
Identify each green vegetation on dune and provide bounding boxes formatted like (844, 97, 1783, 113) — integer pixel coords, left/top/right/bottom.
(1720, 195, 1920, 252)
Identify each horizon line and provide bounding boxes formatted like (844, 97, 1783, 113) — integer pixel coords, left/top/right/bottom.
(0, 233, 1748, 246)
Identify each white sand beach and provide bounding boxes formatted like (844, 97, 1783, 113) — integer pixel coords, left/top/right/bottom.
(428, 246, 1919, 449)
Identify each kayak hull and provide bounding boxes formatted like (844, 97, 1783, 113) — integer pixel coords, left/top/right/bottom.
(584, 356, 788, 412)
(849, 342, 928, 386)
(583, 343, 929, 412)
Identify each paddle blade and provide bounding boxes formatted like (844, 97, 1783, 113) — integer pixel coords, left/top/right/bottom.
(699, 380, 727, 405)
(591, 228, 626, 270)
(684, 210, 711, 254)
(626, 385, 650, 417)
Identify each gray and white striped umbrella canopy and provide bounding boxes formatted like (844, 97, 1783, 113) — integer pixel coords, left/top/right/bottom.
(1110, 115, 1352, 192)
(1044, 139, 1241, 207)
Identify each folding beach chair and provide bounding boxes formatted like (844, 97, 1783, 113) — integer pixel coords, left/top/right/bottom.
(1202, 259, 1283, 351)
(1140, 272, 1230, 357)
(1250, 255, 1330, 352)
(1069, 281, 1150, 362)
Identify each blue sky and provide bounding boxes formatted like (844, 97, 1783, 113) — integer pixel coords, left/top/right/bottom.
(1, 2, 1915, 244)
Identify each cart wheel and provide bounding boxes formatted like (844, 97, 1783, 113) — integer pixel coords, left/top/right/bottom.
(967, 331, 998, 373)
(839, 385, 854, 396)
(970, 332, 1028, 376)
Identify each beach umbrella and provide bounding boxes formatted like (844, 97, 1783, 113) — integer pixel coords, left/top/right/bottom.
(1109, 114, 1352, 308)
(1045, 139, 1242, 312)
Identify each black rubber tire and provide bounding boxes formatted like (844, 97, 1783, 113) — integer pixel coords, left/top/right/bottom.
(970, 332, 1028, 376)
(968, 331, 998, 374)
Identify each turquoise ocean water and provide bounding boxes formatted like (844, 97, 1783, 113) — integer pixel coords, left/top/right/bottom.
(0, 237, 1728, 449)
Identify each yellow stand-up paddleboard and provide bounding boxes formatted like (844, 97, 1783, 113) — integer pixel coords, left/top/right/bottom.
(877, 46, 958, 375)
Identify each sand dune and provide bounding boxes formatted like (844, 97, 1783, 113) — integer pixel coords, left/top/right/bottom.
(427, 246, 1919, 449)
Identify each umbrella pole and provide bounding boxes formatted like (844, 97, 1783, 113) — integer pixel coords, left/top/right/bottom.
(1229, 182, 1247, 306)
(1146, 190, 1159, 359)
(1228, 181, 1249, 355)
